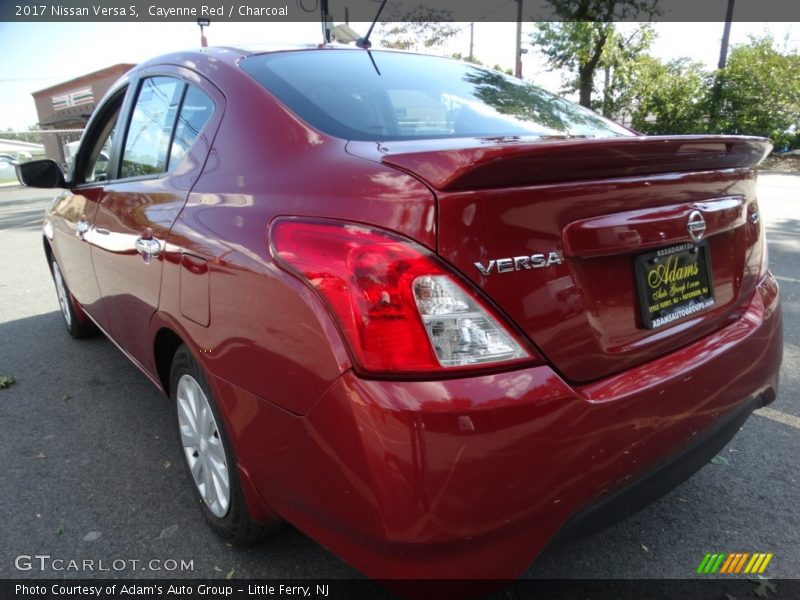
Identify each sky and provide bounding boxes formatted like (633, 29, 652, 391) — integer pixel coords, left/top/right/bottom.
(0, 19, 797, 131)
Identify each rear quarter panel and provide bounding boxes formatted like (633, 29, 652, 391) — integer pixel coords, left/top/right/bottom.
(153, 59, 437, 416)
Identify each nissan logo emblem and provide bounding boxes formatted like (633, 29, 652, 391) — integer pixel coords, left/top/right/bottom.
(687, 210, 706, 242)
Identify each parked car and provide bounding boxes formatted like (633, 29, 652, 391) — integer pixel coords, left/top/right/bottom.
(17, 46, 782, 582)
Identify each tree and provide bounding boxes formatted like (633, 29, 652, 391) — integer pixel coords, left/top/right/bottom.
(451, 52, 483, 66)
(596, 24, 655, 118)
(448, 52, 513, 76)
(713, 35, 800, 148)
(376, 4, 458, 52)
(626, 57, 710, 134)
(530, 0, 659, 108)
(532, 21, 613, 107)
(604, 34, 800, 147)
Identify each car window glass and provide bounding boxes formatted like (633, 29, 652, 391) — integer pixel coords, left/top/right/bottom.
(86, 121, 117, 183)
(168, 85, 215, 171)
(387, 90, 450, 136)
(121, 77, 184, 178)
(77, 87, 126, 185)
(241, 50, 632, 141)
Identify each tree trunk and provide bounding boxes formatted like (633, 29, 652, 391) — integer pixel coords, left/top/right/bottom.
(602, 65, 612, 116)
(579, 70, 593, 108)
(578, 31, 609, 109)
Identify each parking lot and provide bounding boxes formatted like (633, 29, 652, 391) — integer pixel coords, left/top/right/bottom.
(0, 174, 798, 584)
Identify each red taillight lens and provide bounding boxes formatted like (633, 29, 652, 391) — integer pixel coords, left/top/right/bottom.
(270, 218, 535, 375)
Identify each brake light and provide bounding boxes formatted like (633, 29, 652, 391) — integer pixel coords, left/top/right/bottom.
(269, 219, 535, 375)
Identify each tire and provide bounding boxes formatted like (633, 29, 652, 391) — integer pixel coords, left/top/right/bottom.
(170, 345, 281, 545)
(50, 257, 97, 339)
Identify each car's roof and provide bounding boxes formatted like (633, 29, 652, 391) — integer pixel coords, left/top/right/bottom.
(135, 43, 449, 73)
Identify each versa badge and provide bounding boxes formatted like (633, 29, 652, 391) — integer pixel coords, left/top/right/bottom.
(475, 252, 563, 276)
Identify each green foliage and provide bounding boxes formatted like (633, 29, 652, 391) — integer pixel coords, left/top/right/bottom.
(541, 0, 660, 20)
(377, 4, 458, 52)
(560, 31, 800, 148)
(621, 35, 800, 147)
(532, 21, 614, 106)
(530, 0, 659, 107)
(451, 52, 483, 66)
(712, 36, 800, 148)
(530, 4, 799, 147)
(596, 24, 655, 117)
(447, 53, 513, 76)
(627, 57, 710, 135)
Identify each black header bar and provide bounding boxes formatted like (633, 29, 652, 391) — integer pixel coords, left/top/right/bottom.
(2, 0, 800, 22)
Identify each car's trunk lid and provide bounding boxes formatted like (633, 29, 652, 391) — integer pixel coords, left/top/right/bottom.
(350, 135, 771, 383)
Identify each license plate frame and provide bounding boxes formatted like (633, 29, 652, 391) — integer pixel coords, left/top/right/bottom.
(634, 242, 715, 330)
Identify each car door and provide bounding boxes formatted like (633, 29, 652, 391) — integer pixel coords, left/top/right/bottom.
(90, 67, 221, 369)
(47, 83, 129, 325)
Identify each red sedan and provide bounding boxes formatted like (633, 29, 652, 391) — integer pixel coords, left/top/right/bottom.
(18, 46, 782, 580)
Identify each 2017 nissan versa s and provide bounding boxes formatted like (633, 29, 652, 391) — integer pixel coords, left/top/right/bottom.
(18, 46, 782, 580)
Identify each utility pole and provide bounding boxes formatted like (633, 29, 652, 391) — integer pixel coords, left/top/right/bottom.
(515, 0, 523, 78)
(717, 0, 735, 69)
(469, 22, 474, 63)
(710, 0, 735, 128)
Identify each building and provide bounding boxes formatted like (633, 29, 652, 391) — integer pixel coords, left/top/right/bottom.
(32, 63, 135, 165)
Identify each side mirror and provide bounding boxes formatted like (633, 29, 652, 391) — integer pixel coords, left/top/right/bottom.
(16, 159, 67, 188)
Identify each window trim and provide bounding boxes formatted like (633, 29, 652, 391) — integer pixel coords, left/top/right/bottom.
(71, 82, 130, 190)
(114, 69, 220, 186)
(72, 65, 223, 190)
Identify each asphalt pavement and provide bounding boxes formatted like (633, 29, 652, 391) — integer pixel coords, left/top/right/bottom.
(0, 175, 797, 587)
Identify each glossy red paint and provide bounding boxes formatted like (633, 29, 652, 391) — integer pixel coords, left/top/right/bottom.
(435, 169, 766, 383)
(212, 273, 780, 580)
(562, 196, 746, 258)
(40, 46, 782, 582)
(369, 135, 771, 190)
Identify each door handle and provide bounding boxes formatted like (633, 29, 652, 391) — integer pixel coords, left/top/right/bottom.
(135, 237, 161, 261)
(76, 219, 91, 239)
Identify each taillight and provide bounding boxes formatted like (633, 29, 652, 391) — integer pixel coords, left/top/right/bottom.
(269, 218, 536, 375)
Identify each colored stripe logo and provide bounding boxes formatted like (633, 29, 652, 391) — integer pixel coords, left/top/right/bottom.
(697, 552, 773, 574)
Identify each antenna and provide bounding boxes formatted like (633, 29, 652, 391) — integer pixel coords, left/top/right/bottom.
(356, 0, 388, 49)
(197, 18, 210, 47)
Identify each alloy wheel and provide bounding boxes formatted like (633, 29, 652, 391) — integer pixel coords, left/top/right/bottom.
(176, 374, 231, 518)
(52, 261, 72, 327)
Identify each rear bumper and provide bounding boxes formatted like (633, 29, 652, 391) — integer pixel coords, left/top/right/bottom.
(542, 390, 764, 555)
(223, 272, 782, 580)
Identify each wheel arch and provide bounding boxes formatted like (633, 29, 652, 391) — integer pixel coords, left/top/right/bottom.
(154, 327, 185, 397)
(43, 236, 54, 271)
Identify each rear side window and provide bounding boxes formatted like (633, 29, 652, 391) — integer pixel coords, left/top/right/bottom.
(240, 50, 631, 141)
(120, 77, 216, 178)
(121, 77, 183, 178)
(169, 86, 215, 171)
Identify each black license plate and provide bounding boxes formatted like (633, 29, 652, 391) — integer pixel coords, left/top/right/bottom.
(634, 242, 715, 329)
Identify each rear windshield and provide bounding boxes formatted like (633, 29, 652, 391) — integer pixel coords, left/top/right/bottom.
(240, 50, 632, 142)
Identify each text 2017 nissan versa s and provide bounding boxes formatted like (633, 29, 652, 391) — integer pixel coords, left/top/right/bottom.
(18, 46, 782, 581)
